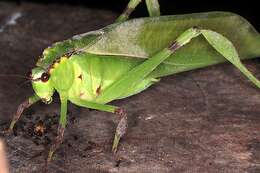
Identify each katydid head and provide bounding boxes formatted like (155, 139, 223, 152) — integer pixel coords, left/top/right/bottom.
(30, 67, 54, 104)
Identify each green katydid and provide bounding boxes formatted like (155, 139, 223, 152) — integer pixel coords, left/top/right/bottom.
(7, 0, 260, 163)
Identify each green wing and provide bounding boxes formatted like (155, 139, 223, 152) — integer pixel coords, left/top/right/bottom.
(84, 12, 260, 78)
(37, 12, 260, 78)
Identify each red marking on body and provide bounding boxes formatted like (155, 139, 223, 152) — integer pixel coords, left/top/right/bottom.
(80, 91, 85, 97)
(78, 74, 82, 80)
(96, 85, 101, 95)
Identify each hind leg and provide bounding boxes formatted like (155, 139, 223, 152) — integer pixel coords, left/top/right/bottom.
(116, 0, 160, 22)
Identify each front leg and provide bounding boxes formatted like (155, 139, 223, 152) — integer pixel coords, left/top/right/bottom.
(47, 93, 68, 163)
(72, 99, 128, 153)
(8, 94, 40, 131)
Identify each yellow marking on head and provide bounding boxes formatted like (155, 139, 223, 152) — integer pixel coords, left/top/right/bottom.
(60, 56, 67, 63)
(49, 68, 54, 74)
(43, 49, 50, 55)
(53, 62, 59, 68)
(49, 56, 68, 73)
(36, 57, 43, 65)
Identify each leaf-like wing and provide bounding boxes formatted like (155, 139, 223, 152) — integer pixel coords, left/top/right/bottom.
(85, 12, 260, 78)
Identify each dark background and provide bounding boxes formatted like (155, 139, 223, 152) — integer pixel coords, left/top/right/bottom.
(1, 1, 260, 172)
(3, 0, 260, 30)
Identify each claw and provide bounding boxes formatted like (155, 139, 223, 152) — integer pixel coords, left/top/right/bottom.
(8, 98, 31, 133)
(43, 151, 53, 172)
(47, 150, 54, 163)
(8, 121, 16, 132)
(46, 125, 65, 163)
(2, 128, 13, 137)
(112, 133, 120, 153)
(112, 108, 128, 153)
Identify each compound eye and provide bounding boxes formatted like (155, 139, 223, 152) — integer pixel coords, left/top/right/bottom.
(26, 70, 32, 79)
(41, 72, 50, 82)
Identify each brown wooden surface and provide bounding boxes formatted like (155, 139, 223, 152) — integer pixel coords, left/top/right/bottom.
(0, 2, 260, 173)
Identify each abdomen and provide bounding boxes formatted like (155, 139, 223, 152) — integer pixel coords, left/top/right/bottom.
(68, 53, 156, 103)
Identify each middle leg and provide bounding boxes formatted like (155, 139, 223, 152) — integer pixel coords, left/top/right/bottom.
(72, 99, 128, 153)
